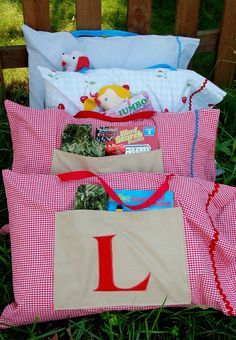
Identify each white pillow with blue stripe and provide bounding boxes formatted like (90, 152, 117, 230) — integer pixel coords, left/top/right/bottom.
(75, 35, 199, 70)
(22, 24, 199, 110)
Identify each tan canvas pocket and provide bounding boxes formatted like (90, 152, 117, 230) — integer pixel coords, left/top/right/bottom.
(54, 207, 190, 310)
(51, 149, 163, 174)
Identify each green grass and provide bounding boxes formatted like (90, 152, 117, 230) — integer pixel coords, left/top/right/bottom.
(216, 86, 236, 185)
(0, 0, 236, 338)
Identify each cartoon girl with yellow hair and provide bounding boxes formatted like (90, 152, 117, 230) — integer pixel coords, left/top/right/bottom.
(80, 84, 131, 111)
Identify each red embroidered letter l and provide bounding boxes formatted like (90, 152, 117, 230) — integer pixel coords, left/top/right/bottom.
(94, 234, 151, 291)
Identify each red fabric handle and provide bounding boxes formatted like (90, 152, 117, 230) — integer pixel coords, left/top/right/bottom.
(58, 170, 173, 211)
(73, 110, 156, 122)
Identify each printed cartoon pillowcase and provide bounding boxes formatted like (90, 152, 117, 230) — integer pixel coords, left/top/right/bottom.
(22, 24, 200, 109)
(1, 170, 236, 328)
(38, 66, 226, 116)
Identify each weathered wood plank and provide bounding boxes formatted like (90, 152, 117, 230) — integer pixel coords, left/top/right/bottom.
(213, 0, 236, 87)
(175, 0, 201, 37)
(22, 0, 50, 31)
(0, 28, 221, 71)
(0, 56, 4, 87)
(127, 0, 152, 34)
(197, 29, 219, 53)
(76, 0, 101, 30)
(0, 46, 28, 69)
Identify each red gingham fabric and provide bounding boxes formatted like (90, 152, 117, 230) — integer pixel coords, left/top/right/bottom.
(1, 170, 235, 328)
(5, 100, 218, 181)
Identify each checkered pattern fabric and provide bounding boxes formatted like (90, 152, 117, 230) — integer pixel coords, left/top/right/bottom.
(1, 170, 235, 328)
(38, 66, 226, 115)
(5, 100, 218, 181)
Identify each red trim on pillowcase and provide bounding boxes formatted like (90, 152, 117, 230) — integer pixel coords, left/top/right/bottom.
(73, 110, 156, 122)
(189, 79, 208, 111)
(206, 183, 234, 316)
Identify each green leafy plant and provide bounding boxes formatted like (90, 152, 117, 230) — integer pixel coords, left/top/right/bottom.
(61, 124, 105, 157)
(74, 184, 108, 210)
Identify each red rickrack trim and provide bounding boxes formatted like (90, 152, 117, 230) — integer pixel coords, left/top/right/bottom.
(189, 78, 208, 111)
(206, 183, 234, 316)
(206, 182, 220, 210)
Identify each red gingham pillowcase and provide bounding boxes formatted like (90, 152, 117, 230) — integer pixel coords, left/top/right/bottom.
(5, 100, 218, 180)
(1, 170, 236, 328)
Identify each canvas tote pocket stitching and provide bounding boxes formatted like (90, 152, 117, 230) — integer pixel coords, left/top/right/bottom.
(54, 207, 191, 310)
(51, 148, 164, 174)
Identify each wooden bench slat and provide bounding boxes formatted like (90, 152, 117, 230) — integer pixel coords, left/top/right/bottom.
(0, 0, 235, 88)
(22, 0, 50, 31)
(76, 0, 101, 30)
(0, 28, 220, 70)
(0, 57, 4, 85)
(197, 29, 219, 53)
(175, 0, 201, 37)
(0, 46, 28, 69)
(213, 0, 236, 87)
(127, 0, 152, 34)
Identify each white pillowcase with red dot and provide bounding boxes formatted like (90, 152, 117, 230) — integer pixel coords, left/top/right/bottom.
(38, 66, 226, 116)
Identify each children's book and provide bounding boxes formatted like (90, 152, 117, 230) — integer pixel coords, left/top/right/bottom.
(107, 189, 174, 212)
(96, 125, 158, 155)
